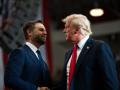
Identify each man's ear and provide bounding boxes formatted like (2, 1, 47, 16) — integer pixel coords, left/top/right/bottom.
(27, 30, 32, 37)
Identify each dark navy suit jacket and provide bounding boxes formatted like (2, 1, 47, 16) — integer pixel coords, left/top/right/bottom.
(61, 38, 119, 90)
(4, 45, 51, 90)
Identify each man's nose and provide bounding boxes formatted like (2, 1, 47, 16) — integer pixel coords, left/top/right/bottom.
(43, 30, 47, 35)
(63, 28, 66, 33)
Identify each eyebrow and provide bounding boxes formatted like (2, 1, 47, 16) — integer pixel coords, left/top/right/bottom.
(39, 28, 46, 31)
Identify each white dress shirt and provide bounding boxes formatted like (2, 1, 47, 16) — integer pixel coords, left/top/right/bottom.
(25, 42, 39, 59)
(66, 35, 89, 90)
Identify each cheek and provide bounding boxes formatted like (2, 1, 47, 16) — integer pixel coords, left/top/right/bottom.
(32, 32, 41, 39)
(65, 32, 73, 41)
(35, 31, 42, 36)
(72, 34, 79, 41)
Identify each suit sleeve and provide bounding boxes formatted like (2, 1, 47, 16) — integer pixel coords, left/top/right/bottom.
(96, 42, 119, 90)
(4, 49, 37, 90)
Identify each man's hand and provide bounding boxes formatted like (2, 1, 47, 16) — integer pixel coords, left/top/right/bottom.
(40, 87, 49, 90)
(37, 87, 49, 90)
(37, 87, 41, 90)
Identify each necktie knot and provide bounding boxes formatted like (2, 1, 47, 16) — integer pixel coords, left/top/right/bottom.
(36, 50, 40, 54)
(73, 44, 77, 52)
(36, 50, 42, 60)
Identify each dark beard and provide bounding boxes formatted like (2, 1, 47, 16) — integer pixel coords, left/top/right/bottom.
(34, 35, 45, 45)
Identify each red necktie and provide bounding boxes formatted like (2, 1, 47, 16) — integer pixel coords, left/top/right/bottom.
(68, 44, 77, 90)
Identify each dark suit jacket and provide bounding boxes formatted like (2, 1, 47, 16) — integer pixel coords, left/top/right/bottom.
(61, 38, 119, 90)
(4, 45, 51, 90)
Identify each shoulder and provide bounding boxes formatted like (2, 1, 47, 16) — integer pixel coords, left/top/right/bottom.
(94, 40, 106, 45)
(6, 46, 27, 67)
(88, 39, 112, 55)
(90, 39, 110, 49)
(93, 40, 113, 57)
(94, 40, 110, 49)
(9, 45, 27, 58)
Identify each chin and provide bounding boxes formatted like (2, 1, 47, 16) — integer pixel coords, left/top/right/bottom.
(37, 40, 45, 45)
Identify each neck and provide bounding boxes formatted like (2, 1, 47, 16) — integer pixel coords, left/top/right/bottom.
(26, 40, 41, 49)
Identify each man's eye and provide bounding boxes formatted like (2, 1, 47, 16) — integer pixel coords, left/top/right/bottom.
(39, 29, 44, 31)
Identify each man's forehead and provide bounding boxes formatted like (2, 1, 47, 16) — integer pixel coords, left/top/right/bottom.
(35, 23, 45, 28)
(65, 22, 69, 26)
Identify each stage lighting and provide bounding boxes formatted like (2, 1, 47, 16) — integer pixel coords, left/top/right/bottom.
(90, 8, 104, 17)
(89, 1, 104, 17)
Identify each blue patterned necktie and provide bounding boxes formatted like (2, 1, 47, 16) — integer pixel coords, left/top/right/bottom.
(36, 50, 49, 70)
(36, 50, 46, 66)
(36, 50, 43, 60)
(36, 50, 50, 85)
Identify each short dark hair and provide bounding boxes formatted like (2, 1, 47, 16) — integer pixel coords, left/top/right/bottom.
(23, 20, 42, 39)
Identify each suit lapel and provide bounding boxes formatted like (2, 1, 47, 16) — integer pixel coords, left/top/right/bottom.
(23, 45, 39, 63)
(65, 49, 72, 66)
(74, 38, 94, 74)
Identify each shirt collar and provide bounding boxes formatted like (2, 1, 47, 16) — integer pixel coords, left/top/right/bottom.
(77, 35, 89, 50)
(25, 42, 38, 53)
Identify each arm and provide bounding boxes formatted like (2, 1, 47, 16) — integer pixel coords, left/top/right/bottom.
(4, 49, 37, 90)
(96, 41, 119, 90)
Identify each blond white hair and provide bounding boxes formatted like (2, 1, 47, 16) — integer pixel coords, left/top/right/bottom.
(62, 14, 92, 35)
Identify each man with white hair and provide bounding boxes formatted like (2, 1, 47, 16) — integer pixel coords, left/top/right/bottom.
(61, 14, 119, 90)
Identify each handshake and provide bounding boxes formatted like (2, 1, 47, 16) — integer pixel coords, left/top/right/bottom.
(37, 87, 50, 90)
